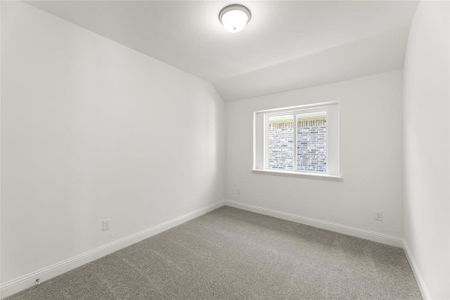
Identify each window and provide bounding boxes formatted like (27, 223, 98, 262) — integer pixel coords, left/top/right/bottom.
(253, 102, 340, 177)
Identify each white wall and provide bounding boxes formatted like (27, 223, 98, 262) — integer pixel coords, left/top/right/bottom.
(225, 70, 404, 242)
(403, 1, 450, 299)
(1, 1, 223, 286)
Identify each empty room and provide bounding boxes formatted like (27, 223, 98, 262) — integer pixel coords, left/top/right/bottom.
(1, 0, 449, 299)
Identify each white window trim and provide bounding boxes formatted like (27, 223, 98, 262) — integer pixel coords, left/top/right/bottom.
(253, 101, 341, 179)
(251, 168, 343, 179)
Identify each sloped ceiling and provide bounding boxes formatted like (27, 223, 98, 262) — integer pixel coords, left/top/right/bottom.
(29, 1, 418, 101)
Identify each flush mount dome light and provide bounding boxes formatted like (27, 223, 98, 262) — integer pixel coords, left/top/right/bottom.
(219, 4, 251, 33)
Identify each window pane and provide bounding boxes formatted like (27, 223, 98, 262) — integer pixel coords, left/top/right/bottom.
(267, 115, 294, 170)
(296, 112, 327, 173)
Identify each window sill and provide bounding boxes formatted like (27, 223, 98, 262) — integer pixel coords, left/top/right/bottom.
(251, 168, 343, 180)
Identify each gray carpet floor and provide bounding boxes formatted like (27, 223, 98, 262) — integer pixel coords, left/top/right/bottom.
(7, 206, 421, 300)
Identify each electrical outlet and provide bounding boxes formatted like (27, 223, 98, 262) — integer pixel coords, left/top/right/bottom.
(101, 219, 110, 231)
(375, 212, 383, 222)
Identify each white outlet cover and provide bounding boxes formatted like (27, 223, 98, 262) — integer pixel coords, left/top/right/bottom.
(102, 219, 110, 231)
(375, 213, 383, 222)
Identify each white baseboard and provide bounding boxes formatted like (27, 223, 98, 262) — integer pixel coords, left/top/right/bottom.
(224, 200, 403, 247)
(403, 240, 431, 300)
(0, 201, 224, 299)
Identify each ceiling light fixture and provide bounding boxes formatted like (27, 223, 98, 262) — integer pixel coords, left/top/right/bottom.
(219, 4, 251, 33)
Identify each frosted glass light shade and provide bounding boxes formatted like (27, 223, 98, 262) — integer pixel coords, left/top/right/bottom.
(219, 4, 251, 33)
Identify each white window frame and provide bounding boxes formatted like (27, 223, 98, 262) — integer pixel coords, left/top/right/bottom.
(253, 101, 341, 179)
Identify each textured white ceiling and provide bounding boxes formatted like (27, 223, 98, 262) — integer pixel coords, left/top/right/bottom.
(29, 1, 418, 101)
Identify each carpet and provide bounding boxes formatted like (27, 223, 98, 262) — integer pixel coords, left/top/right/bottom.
(7, 206, 421, 299)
